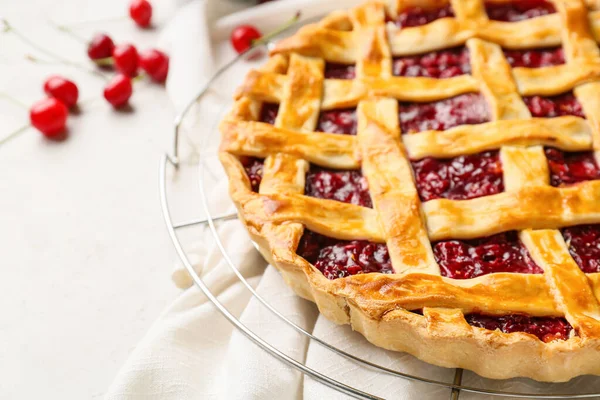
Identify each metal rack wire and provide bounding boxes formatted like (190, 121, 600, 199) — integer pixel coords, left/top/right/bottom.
(158, 22, 600, 400)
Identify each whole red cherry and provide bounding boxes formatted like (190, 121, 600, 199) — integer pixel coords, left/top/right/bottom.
(87, 33, 115, 60)
(30, 98, 69, 138)
(103, 74, 133, 108)
(43, 76, 79, 108)
(129, 0, 153, 28)
(139, 49, 169, 83)
(112, 43, 139, 77)
(230, 25, 261, 54)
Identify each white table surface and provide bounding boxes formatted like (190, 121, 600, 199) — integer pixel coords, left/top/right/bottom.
(0, 1, 185, 398)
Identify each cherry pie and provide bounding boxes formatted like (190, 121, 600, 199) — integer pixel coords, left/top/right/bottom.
(220, 0, 600, 381)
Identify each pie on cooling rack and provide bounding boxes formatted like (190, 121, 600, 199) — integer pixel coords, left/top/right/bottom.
(219, 0, 600, 382)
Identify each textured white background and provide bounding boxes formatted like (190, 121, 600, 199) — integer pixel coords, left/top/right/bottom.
(0, 1, 182, 398)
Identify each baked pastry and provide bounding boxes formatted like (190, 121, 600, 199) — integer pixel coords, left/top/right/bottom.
(219, 0, 600, 382)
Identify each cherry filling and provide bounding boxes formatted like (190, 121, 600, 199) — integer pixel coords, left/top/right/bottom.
(411, 151, 503, 201)
(562, 224, 600, 273)
(524, 92, 585, 118)
(241, 157, 264, 192)
(433, 231, 542, 279)
(485, 0, 556, 22)
(545, 148, 600, 187)
(297, 230, 393, 279)
(259, 102, 279, 125)
(239, 103, 277, 192)
(466, 314, 573, 342)
(392, 47, 470, 78)
(503, 47, 565, 68)
(305, 167, 372, 207)
(393, 5, 455, 28)
(324, 63, 356, 80)
(317, 109, 357, 135)
(399, 93, 490, 133)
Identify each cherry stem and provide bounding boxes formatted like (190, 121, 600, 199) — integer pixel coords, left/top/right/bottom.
(24, 54, 67, 65)
(0, 124, 30, 147)
(49, 20, 88, 44)
(251, 11, 301, 48)
(55, 15, 127, 29)
(3, 19, 72, 66)
(1, 18, 109, 81)
(0, 92, 28, 109)
(25, 54, 110, 81)
(133, 73, 146, 83)
(93, 57, 113, 67)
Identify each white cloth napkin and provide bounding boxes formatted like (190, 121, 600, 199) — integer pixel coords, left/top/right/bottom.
(106, 1, 600, 399)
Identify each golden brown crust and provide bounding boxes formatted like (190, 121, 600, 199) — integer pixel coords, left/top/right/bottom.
(423, 180, 600, 240)
(403, 117, 592, 159)
(219, 0, 600, 382)
(357, 97, 439, 275)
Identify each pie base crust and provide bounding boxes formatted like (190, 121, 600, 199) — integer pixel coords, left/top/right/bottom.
(222, 152, 600, 382)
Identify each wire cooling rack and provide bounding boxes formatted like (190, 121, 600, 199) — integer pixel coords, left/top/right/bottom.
(158, 19, 600, 400)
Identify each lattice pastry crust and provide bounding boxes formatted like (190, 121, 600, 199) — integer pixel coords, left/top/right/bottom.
(220, 0, 600, 381)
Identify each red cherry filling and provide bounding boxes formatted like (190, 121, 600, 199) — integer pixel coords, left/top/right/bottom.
(545, 148, 600, 187)
(393, 47, 470, 78)
(433, 231, 542, 279)
(297, 230, 393, 280)
(524, 92, 585, 118)
(393, 5, 455, 28)
(259, 102, 279, 125)
(241, 157, 264, 192)
(411, 151, 503, 201)
(485, 0, 556, 22)
(466, 314, 572, 342)
(562, 224, 600, 273)
(305, 167, 372, 207)
(324, 63, 356, 79)
(317, 109, 357, 135)
(503, 47, 565, 68)
(399, 93, 490, 133)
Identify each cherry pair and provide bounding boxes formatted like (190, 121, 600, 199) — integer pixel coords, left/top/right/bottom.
(30, 76, 79, 138)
